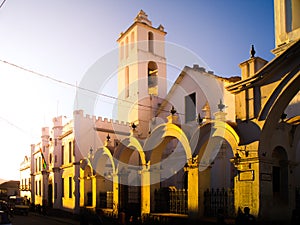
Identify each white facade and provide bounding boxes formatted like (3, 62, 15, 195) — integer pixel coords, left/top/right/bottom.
(26, 111, 129, 213)
(19, 156, 31, 201)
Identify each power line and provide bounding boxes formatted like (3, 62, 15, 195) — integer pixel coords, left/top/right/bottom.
(0, 0, 6, 9)
(0, 59, 185, 116)
(0, 115, 30, 136)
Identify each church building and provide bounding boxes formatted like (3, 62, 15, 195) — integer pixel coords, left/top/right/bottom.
(20, 1, 300, 223)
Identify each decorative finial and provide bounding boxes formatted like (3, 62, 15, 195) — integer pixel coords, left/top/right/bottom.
(250, 44, 256, 58)
(197, 113, 203, 124)
(218, 99, 225, 112)
(134, 9, 152, 26)
(106, 134, 111, 141)
(170, 106, 177, 115)
(89, 147, 93, 155)
(131, 123, 137, 130)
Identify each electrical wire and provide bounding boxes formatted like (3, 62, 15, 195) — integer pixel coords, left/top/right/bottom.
(0, 0, 6, 9)
(0, 115, 31, 136)
(0, 59, 185, 116)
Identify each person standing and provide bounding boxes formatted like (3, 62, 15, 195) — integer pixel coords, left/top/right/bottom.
(243, 207, 256, 224)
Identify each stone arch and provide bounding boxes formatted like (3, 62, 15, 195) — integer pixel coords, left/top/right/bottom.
(143, 121, 192, 214)
(190, 121, 239, 170)
(113, 136, 146, 167)
(145, 122, 192, 164)
(259, 69, 300, 156)
(112, 135, 146, 216)
(189, 122, 238, 216)
(259, 68, 300, 121)
(92, 146, 117, 176)
(91, 147, 116, 210)
(80, 158, 94, 207)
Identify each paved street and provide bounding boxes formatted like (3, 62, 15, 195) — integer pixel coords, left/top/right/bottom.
(10, 213, 79, 225)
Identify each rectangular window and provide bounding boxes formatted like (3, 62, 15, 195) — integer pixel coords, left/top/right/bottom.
(69, 141, 72, 163)
(35, 181, 38, 195)
(35, 158, 38, 172)
(39, 180, 41, 196)
(62, 178, 64, 198)
(55, 155, 57, 163)
(185, 92, 196, 123)
(61, 146, 64, 165)
(73, 141, 76, 157)
(69, 177, 72, 198)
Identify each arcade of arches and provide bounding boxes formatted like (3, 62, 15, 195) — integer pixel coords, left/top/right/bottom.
(80, 39, 300, 222)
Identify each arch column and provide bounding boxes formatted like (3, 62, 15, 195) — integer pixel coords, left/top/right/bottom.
(184, 157, 199, 218)
(79, 173, 84, 208)
(91, 175, 97, 209)
(112, 173, 119, 217)
(140, 164, 151, 218)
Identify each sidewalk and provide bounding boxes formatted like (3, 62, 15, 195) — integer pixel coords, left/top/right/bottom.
(31, 209, 80, 225)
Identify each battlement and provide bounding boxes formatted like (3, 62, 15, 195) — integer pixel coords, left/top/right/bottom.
(73, 109, 130, 127)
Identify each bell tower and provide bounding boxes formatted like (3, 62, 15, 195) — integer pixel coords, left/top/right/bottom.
(117, 10, 167, 137)
(272, 0, 300, 55)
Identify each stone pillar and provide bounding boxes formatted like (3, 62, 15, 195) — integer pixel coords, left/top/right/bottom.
(140, 166, 151, 217)
(41, 170, 49, 206)
(79, 167, 85, 207)
(91, 175, 97, 209)
(184, 157, 199, 218)
(74, 162, 81, 214)
(112, 173, 119, 217)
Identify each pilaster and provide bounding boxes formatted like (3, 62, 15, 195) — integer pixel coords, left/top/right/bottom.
(184, 157, 199, 218)
(112, 173, 119, 217)
(140, 165, 151, 217)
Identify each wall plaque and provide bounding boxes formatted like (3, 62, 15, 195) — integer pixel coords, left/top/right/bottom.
(238, 170, 254, 181)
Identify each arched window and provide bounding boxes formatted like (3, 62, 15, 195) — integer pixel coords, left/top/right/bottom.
(125, 66, 129, 98)
(148, 32, 154, 53)
(148, 61, 158, 95)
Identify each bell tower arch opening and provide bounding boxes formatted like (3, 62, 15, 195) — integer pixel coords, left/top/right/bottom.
(148, 61, 158, 95)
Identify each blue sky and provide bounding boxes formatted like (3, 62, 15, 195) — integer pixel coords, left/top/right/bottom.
(0, 0, 274, 180)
